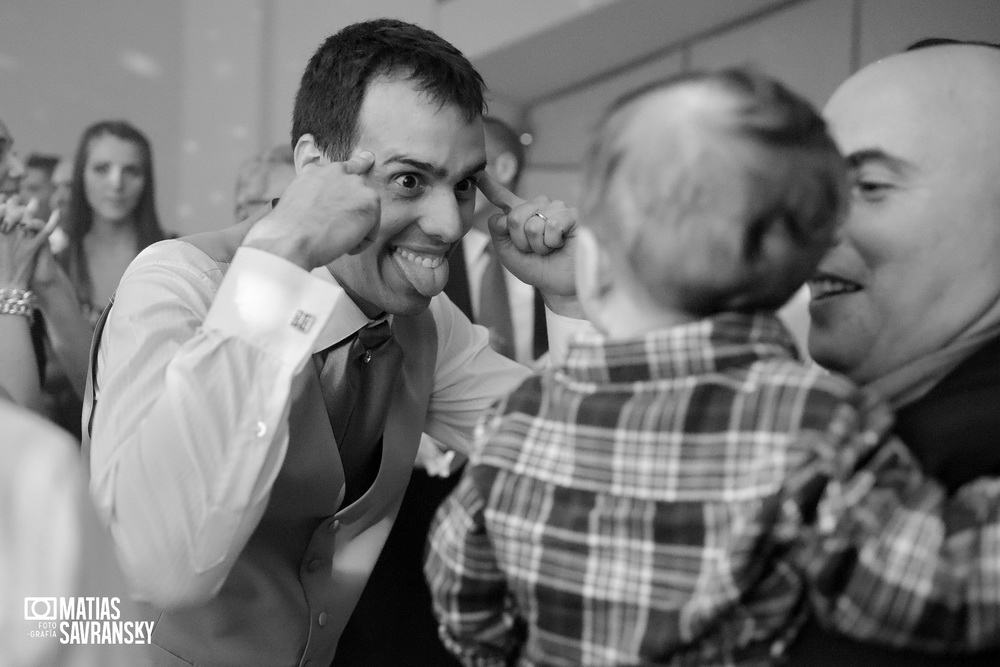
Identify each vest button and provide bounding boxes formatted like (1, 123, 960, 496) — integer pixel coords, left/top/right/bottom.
(306, 558, 323, 572)
(329, 519, 340, 534)
(318, 611, 328, 627)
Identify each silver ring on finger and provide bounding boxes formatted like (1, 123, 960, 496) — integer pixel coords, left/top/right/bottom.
(529, 212, 548, 223)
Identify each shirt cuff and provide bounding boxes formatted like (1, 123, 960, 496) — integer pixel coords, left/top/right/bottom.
(204, 247, 342, 368)
(544, 307, 596, 366)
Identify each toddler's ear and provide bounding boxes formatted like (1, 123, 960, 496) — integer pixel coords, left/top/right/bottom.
(492, 151, 519, 188)
(575, 226, 615, 329)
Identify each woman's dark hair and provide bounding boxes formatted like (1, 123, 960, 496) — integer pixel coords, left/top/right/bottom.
(63, 120, 166, 306)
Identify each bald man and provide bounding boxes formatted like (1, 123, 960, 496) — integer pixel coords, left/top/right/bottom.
(233, 144, 296, 223)
(0, 119, 25, 197)
(789, 40, 1000, 665)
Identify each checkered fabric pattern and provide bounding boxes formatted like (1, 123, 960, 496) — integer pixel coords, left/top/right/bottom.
(425, 312, 1000, 666)
(791, 419, 1000, 654)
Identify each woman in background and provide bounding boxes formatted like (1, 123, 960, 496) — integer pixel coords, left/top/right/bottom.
(61, 120, 167, 326)
(34, 120, 168, 436)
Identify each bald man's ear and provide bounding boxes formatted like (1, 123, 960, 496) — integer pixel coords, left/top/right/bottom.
(492, 151, 519, 189)
(293, 134, 326, 172)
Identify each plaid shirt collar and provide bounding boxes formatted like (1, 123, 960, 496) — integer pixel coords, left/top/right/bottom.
(563, 311, 799, 384)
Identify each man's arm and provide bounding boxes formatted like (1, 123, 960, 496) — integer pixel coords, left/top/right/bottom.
(88, 245, 341, 608)
(88, 151, 379, 609)
(33, 245, 95, 397)
(788, 392, 1000, 651)
(422, 293, 532, 456)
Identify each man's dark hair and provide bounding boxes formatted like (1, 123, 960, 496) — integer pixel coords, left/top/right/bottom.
(906, 37, 1000, 52)
(292, 18, 487, 161)
(25, 153, 59, 178)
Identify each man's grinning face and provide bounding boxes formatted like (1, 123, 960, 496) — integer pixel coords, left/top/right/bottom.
(326, 76, 486, 317)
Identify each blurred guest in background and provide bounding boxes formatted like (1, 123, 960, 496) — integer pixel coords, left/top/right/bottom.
(0, 120, 25, 198)
(49, 156, 73, 227)
(61, 120, 168, 326)
(19, 153, 59, 224)
(448, 116, 546, 365)
(0, 399, 137, 667)
(30, 120, 169, 437)
(233, 143, 296, 223)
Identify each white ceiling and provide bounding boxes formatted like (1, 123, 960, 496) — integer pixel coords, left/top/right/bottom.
(472, 0, 799, 105)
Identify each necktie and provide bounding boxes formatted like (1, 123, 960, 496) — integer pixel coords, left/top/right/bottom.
(444, 241, 473, 320)
(478, 244, 515, 359)
(316, 319, 403, 506)
(532, 288, 549, 360)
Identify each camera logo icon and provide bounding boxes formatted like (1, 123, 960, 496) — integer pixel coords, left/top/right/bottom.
(24, 598, 57, 621)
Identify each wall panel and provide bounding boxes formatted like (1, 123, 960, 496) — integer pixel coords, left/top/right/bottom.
(689, 0, 852, 107)
(858, 0, 1000, 66)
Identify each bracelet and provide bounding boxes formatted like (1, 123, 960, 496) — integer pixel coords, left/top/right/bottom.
(0, 287, 38, 322)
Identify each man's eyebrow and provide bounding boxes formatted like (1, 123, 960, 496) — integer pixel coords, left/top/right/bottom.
(846, 148, 913, 175)
(383, 155, 487, 181)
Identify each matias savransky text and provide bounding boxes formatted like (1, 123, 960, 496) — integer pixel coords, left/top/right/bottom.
(24, 596, 154, 645)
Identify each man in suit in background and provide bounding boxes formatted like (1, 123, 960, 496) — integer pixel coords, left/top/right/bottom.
(446, 116, 548, 365)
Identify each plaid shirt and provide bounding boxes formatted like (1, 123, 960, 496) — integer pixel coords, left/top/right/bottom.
(425, 312, 1000, 666)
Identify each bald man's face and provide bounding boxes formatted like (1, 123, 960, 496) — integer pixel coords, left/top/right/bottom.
(808, 46, 1000, 383)
(0, 120, 24, 197)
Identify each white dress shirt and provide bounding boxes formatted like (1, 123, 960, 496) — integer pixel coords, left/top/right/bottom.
(86, 239, 583, 612)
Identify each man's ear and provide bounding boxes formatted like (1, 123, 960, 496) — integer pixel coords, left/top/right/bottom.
(575, 226, 615, 328)
(492, 151, 519, 189)
(293, 134, 327, 172)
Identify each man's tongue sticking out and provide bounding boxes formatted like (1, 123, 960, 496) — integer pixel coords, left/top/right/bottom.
(393, 247, 450, 297)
